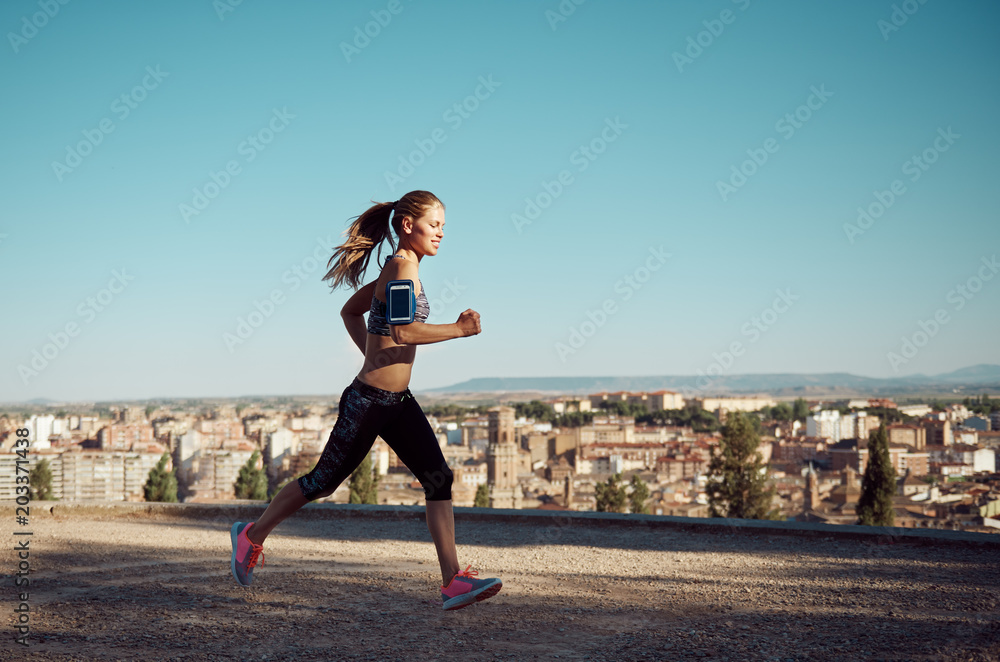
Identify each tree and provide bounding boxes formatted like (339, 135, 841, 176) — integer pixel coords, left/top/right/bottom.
(635, 406, 719, 433)
(234, 450, 268, 500)
(553, 411, 594, 428)
(968, 393, 998, 416)
(628, 474, 649, 514)
(514, 400, 556, 422)
(792, 398, 810, 421)
(474, 482, 490, 508)
(144, 452, 178, 503)
(595, 472, 627, 513)
(856, 421, 896, 527)
(348, 451, 380, 504)
(706, 411, 780, 520)
(763, 402, 793, 422)
(29, 458, 55, 501)
(597, 400, 648, 418)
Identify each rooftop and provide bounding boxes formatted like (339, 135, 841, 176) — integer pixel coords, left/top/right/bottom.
(7, 502, 1000, 661)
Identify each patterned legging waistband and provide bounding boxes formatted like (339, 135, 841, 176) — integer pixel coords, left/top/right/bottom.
(349, 377, 413, 405)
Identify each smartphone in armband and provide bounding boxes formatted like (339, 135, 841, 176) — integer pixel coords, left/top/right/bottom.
(386, 280, 415, 324)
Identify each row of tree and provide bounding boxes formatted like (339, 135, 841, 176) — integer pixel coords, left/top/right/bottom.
(960, 393, 999, 416)
(594, 473, 650, 514)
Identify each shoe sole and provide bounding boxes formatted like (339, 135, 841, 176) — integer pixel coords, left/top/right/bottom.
(230, 522, 250, 587)
(443, 580, 502, 611)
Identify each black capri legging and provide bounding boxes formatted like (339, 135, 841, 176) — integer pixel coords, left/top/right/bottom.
(297, 377, 453, 502)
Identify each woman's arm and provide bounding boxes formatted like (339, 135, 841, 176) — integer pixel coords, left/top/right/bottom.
(391, 310, 481, 345)
(380, 258, 482, 345)
(341, 279, 378, 316)
(341, 280, 377, 354)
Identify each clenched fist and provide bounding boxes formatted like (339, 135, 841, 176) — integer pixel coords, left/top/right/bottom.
(456, 309, 482, 337)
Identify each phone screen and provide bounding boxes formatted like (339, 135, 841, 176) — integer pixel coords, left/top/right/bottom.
(387, 283, 411, 322)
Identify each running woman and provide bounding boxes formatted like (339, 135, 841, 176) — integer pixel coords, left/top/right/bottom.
(230, 190, 502, 611)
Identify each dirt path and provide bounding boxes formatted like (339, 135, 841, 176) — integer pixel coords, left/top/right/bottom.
(2, 511, 999, 661)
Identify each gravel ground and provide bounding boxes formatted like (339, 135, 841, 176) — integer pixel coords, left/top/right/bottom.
(2, 509, 999, 661)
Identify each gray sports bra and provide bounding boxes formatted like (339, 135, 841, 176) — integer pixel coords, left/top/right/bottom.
(366, 255, 429, 336)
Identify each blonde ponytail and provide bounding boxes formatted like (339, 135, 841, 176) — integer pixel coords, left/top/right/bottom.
(322, 190, 444, 290)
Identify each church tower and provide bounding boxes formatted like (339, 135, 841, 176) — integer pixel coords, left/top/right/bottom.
(805, 464, 820, 511)
(486, 406, 522, 508)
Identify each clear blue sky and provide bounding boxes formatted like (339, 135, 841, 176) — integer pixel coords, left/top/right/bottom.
(2, 0, 998, 402)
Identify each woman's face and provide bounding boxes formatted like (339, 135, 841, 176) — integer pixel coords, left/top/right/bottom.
(404, 205, 445, 256)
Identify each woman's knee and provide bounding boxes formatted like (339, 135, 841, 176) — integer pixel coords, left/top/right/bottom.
(297, 468, 344, 502)
(296, 474, 324, 501)
(421, 463, 453, 501)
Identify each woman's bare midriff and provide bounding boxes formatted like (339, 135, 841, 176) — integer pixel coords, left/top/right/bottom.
(356, 334, 416, 392)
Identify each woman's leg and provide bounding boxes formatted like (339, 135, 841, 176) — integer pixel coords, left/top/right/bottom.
(378, 393, 460, 586)
(248, 383, 385, 546)
(246, 479, 309, 545)
(425, 498, 461, 586)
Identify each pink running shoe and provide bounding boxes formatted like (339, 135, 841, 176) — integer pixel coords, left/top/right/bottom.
(441, 565, 502, 611)
(230, 521, 264, 587)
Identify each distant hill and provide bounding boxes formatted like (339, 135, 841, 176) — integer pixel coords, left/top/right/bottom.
(919, 364, 1000, 384)
(25, 397, 62, 405)
(423, 364, 1000, 396)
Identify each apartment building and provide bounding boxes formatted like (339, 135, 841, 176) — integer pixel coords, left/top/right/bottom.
(577, 415, 635, 446)
(578, 442, 675, 474)
(807, 410, 844, 442)
(770, 437, 828, 466)
(922, 418, 954, 446)
(545, 397, 593, 414)
(58, 450, 164, 501)
(655, 455, 705, 482)
(0, 450, 64, 500)
(888, 423, 927, 450)
(691, 396, 776, 419)
(98, 422, 155, 450)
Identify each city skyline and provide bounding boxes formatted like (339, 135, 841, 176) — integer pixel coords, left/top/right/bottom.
(3, 0, 999, 403)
